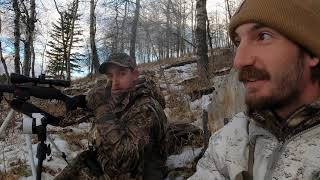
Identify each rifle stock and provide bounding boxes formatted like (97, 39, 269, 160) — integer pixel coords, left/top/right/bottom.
(10, 99, 61, 126)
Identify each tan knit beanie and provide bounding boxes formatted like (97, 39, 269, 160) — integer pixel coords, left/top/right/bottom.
(229, 0, 320, 58)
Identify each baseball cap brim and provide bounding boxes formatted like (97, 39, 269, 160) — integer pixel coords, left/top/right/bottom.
(99, 61, 130, 74)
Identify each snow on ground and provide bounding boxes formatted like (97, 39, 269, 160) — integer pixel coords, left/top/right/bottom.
(166, 146, 202, 170)
(158, 63, 197, 92)
(190, 94, 212, 111)
(163, 63, 197, 85)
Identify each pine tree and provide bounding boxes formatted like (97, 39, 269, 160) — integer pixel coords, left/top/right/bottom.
(46, 1, 84, 79)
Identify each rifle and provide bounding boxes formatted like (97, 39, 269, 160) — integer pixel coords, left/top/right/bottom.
(0, 73, 86, 180)
(0, 73, 88, 123)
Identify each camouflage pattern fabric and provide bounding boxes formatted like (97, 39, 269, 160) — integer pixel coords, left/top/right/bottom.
(54, 150, 107, 180)
(55, 75, 168, 180)
(189, 100, 320, 180)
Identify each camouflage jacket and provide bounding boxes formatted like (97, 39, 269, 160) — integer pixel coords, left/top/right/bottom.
(85, 76, 168, 180)
(189, 100, 320, 180)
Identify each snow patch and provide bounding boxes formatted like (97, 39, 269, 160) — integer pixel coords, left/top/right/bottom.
(166, 146, 202, 170)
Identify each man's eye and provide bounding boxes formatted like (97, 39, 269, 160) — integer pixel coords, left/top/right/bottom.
(120, 71, 127, 76)
(106, 74, 113, 79)
(234, 40, 241, 47)
(258, 32, 271, 41)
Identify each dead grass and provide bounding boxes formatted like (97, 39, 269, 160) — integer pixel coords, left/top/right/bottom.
(0, 161, 31, 179)
(208, 54, 233, 73)
(164, 90, 195, 123)
(59, 132, 88, 151)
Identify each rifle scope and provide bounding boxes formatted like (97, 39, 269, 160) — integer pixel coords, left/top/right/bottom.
(10, 73, 70, 87)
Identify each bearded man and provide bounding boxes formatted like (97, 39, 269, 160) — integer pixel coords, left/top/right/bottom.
(189, 0, 320, 179)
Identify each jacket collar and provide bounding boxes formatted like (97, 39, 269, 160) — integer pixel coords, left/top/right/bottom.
(247, 98, 320, 140)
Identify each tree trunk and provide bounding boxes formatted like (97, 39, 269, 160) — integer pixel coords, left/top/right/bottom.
(0, 46, 9, 83)
(191, 0, 195, 53)
(0, 14, 9, 83)
(40, 39, 47, 74)
(181, 2, 186, 56)
(112, 3, 120, 53)
(225, 0, 232, 21)
(12, 0, 21, 74)
(207, 18, 213, 57)
(195, 0, 209, 83)
(129, 0, 140, 64)
(224, 0, 232, 47)
(53, 0, 66, 78)
(31, 41, 35, 77)
(120, 1, 128, 52)
(22, 0, 36, 77)
(66, 0, 79, 80)
(90, 0, 100, 73)
(165, 0, 171, 59)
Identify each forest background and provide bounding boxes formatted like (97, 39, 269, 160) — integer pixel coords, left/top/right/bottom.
(0, 0, 241, 81)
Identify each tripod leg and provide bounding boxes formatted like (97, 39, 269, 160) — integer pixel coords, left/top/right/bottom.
(47, 135, 69, 164)
(0, 109, 14, 138)
(26, 134, 36, 180)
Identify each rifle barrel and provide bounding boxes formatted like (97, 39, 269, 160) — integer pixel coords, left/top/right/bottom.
(10, 73, 70, 87)
(0, 84, 70, 102)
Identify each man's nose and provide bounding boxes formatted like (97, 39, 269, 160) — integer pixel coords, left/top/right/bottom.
(233, 41, 255, 69)
(112, 76, 119, 87)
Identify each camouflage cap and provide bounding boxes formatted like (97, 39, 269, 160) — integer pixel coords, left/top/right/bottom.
(99, 53, 136, 74)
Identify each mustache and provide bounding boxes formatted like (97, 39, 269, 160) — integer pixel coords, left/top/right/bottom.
(238, 66, 270, 82)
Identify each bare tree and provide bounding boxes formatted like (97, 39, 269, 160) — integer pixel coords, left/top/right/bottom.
(111, 2, 120, 53)
(53, 0, 66, 78)
(130, 0, 140, 64)
(0, 12, 9, 82)
(120, 0, 128, 52)
(12, 0, 21, 74)
(165, 0, 172, 59)
(53, 0, 80, 80)
(21, 0, 36, 76)
(31, 40, 35, 77)
(90, 0, 100, 73)
(191, 0, 195, 53)
(66, 0, 80, 80)
(225, 0, 232, 21)
(195, 0, 209, 82)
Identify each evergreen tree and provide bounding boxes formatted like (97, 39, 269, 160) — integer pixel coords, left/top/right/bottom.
(46, 1, 84, 79)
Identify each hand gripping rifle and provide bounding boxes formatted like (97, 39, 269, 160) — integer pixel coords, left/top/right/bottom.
(0, 73, 86, 180)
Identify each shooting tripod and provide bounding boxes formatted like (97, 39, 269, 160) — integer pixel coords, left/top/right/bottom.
(0, 100, 68, 180)
(0, 73, 75, 180)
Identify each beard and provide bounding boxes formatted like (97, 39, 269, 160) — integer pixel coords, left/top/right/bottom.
(238, 57, 304, 111)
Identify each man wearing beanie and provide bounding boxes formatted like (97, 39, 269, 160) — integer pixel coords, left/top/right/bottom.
(55, 52, 168, 180)
(189, 0, 320, 180)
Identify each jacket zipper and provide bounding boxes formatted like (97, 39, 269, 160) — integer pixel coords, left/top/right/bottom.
(263, 123, 320, 180)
